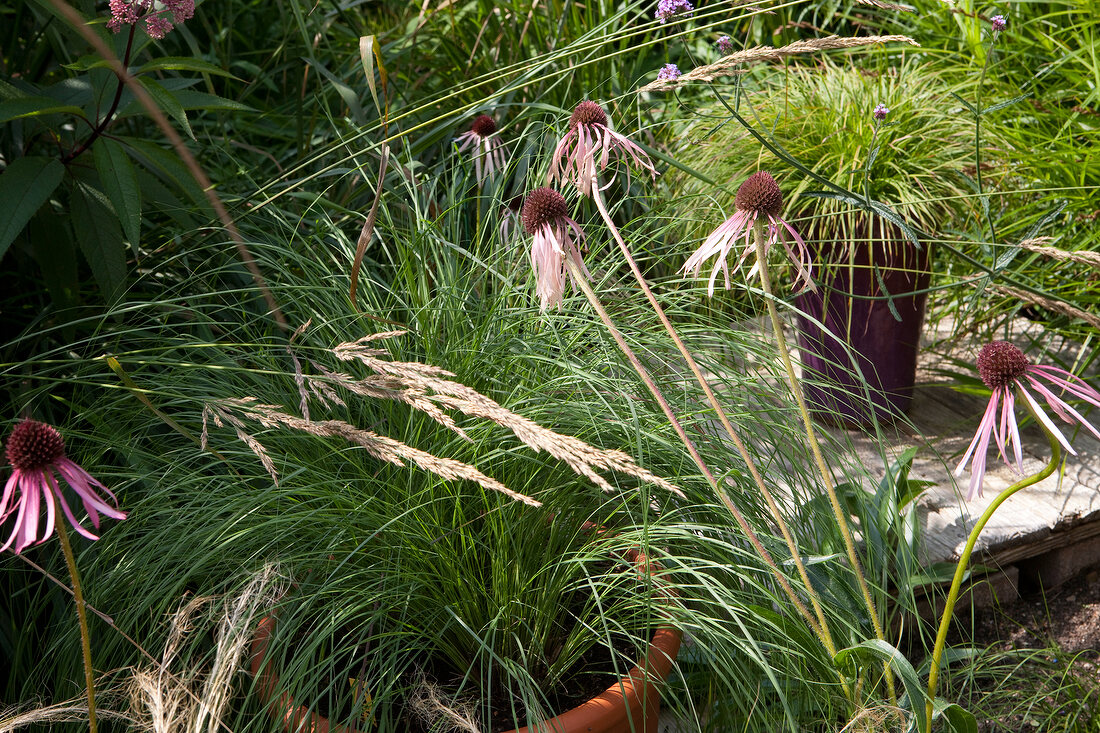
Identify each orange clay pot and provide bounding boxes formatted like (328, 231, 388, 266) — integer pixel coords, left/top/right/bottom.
(250, 549, 681, 733)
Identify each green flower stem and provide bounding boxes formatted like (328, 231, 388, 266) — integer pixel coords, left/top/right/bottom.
(924, 429, 1062, 732)
(562, 255, 828, 645)
(590, 186, 840, 660)
(55, 520, 98, 733)
(752, 220, 896, 701)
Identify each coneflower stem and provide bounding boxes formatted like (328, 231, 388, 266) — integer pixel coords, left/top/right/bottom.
(55, 520, 98, 733)
(563, 255, 831, 652)
(590, 186, 841, 661)
(752, 220, 896, 702)
(924, 429, 1061, 732)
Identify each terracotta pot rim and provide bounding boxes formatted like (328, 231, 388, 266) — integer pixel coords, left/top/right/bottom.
(249, 548, 681, 733)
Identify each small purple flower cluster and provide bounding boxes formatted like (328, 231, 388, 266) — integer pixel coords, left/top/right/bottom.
(716, 35, 733, 55)
(873, 103, 889, 120)
(657, 64, 681, 82)
(107, 0, 195, 39)
(990, 14, 1007, 32)
(655, 0, 693, 23)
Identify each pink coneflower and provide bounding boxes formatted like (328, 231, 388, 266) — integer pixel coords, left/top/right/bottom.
(682, 171, 814, 295)
(522, 188, 590, 310)
(547, 101, 656, 198)
(1, 420, 126, 553)
(955, 341, 1100, 500)
(455, 114, 507, 188)
(107, 0, 194, 39)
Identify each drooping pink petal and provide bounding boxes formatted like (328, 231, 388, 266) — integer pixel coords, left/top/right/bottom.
(956, 389, 1000, 500)
(1026, 365, 1100, 407)
(1004, 389, 1024, 473)
(0, 472, 18, 519)
(1017, 385, 1076, 455)
(55, 459, 127, 522)
(1027, 376, 1100, 443)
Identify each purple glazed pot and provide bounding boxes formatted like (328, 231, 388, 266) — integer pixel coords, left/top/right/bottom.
(794, 224, 932, 427)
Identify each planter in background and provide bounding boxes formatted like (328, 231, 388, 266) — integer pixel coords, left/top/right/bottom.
(250, 549, 681, 733)
(794, 225, 932, 427)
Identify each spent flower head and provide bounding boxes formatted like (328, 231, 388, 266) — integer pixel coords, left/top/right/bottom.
(955, 341, 1100, 500)
(990, 14, 1006, 32)
(1, 420, 126, 553)
(522, 188, 590, 310)
(455, 114, 508, 188)
(655, 0, 693, 23)
(873, 103, 890, 120)
(548, 101, 656, 198)
(107, 0, 194, 39)
(657, 64, 681, 82)
(716, 35, 734, 55)
(682, 171, 814, 295)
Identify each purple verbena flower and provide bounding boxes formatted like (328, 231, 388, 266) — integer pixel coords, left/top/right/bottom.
(682, 171, 814, 295)
(107, 0, 194, 38)
(455, 114, 508, 188)
(990, 14, 1006, 32)
(657, 64, 681, 82)
(548, 101, 656, 198)
(873, 103, 890, 120)
(955, 341, 1100, 500)
(655, 0, 693, 23)
(1, 420, 126, 554)
(521, 188, 590, 310)
(716, 35, 734, 55)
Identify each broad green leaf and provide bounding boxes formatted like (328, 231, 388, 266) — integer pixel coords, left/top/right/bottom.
(0, 157, 66, 261)
(62, 54, 115, 72)
(94, 139, 142, 247)
(306, 58, 364, 124)
(136, 57, 236, 77)
(167, 90, 253, 112)
(835, 639, 927, 733)
(28, 210, 79, 309)
(71, 182, 127, 302)
(934, 700, 978, 733)
(122, 137, 209, 210)
(139, 78, 195, 140)
(0, 96, 85, 124)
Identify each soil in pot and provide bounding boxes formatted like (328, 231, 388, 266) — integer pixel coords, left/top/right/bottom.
(795, 219, 932, 427)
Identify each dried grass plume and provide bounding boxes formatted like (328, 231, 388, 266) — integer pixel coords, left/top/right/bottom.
(637, 35, 919, 92)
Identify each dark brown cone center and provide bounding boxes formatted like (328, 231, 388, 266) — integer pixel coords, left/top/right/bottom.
(522, 188, 568, 235)
(6, 420, 65, 472)
(977, 341, 1030, 390)
(735, 171, 783, 217)
(470, 115, 497, 137)
(569, 101, 607, 129)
